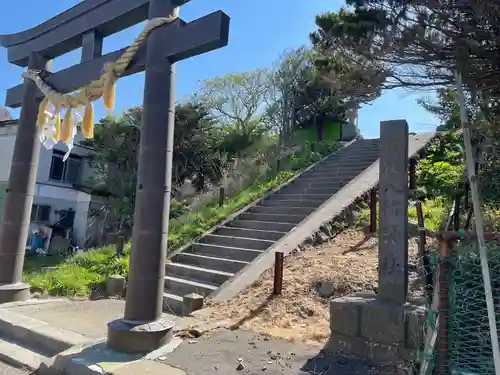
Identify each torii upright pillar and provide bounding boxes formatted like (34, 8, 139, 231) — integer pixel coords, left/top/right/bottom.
(106, 1, 230, 353)
(0, 52, 49, 303)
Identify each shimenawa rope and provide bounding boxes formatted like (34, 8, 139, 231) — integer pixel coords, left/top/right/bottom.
(21, 7, 179, 146)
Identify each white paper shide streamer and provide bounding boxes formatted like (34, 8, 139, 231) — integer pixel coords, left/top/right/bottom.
(39, 105, 84, 161)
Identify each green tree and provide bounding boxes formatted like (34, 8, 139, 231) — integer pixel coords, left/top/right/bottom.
(309, 1, 500, 125)
(266, 46, 312, 146)
(172, 102, 227, 191)
(291, 64, 348, 142)
(418, 88, 500, 209)
(86, 103, 227, 234)
(310, 11, 386, 105)
(194, 69, 272, 135)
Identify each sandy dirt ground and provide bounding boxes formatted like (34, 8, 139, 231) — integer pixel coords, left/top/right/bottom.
(204, 229, 434, 346)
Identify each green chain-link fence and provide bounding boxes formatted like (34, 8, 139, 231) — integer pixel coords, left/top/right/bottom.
(448, 241, 500, 375)
(422, 240, 500, 375)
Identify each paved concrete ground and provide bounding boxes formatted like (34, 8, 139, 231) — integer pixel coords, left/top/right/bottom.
(5, 299, 177, 339)
(0, 299, 407, 374)
(159, 330, 385, 375)
(0, 362, 29, 375)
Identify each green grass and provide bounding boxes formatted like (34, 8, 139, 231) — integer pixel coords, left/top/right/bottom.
(24, 255, 66, 274)
(408, 198, 448, 232)
(355, 198, 448, 232)
(25, 171, 295, 297)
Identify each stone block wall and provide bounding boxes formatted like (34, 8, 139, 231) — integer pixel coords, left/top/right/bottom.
(327, 292, 427, 363)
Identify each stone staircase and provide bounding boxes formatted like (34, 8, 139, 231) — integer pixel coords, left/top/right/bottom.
(162, 138, 382, 314)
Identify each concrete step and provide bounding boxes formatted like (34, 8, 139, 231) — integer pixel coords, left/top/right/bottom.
(322, 154, 378, 164)
(251, 205, 315, 216)
(202, 234, 274, 251)
(297, 176, 354, 184)
(166, 262, 233, 286)
(164, 275, 217, 297)
(172, 252, 249, 273)
(313, 161, 374, 174)
(305, 170, 363, 179)
(229, 219, 296, 232)
(0, 337, 48, 371)
(303, 167, 363, 176)
(215, 226, 286, 241)
(359, 139, 381, 148)
(290, 179, 345, 189)
(268, 193, 331, 202)
(280, 184, 341, 196)
(190, 243, 263, 262)
(162, 292, 183, 315)
(315, 157, 375, 167)
(303, 187, 340, 195)
(239, 212, 306, 225)
(260, 199, 323, 208)
(278, 184, 338, 195)
(0, 309, 86, 356)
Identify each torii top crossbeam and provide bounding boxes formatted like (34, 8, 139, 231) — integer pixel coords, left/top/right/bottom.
(0, 0, 229, 108)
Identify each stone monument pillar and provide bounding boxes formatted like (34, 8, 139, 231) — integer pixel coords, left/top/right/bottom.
(378, 120, 409, 304)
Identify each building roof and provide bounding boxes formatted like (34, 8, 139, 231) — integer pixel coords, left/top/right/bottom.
(0, 119, 18, 127)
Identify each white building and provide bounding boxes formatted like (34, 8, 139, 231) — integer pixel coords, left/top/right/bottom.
(0, 119, 98, 249)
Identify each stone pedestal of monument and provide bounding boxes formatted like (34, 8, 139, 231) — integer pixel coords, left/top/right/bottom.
(328, 293, 426, 362)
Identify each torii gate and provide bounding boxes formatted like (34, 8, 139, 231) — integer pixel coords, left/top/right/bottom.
(0, 0, 229, 353)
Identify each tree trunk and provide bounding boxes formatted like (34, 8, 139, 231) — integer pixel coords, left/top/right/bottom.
(316, 116, 325, 142)
(289, 92, 297, 145)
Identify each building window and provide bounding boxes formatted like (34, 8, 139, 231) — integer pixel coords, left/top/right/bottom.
(49, 150, 83, 185)
(31, 204, 51, 222)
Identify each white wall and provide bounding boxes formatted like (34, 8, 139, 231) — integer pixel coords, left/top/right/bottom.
(33, 183, 92, 248)
(0, 124, 17, 183)
(0, 122, 94, 187)
(0, 122, 96, 248)
(37, 132, 95, 187)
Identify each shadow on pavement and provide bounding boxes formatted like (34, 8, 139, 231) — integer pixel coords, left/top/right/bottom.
(300, 350, 382, 375)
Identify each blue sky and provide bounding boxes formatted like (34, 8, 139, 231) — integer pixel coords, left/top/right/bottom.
(0, 0, 438, 139)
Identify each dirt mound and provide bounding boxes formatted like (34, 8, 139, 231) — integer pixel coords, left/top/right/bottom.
(206, 229, 433, 346)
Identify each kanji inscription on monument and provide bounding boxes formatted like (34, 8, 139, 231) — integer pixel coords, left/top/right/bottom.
(378, 120, 409, 304)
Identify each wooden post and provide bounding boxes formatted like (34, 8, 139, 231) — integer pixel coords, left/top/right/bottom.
(218, 186, 225, 207)
(0, 52, 49, 303)
(452, 193, 461, 230)
(463, 181, 470, 213)
(465, 207, 473, 230)
(273, 252, 284, 295)
(116, 235, 125, 257)
(369, 188, 377, 233)
(409, 157, 417, 190)
(435, 239, 451, 375)
(416, 201, 432, 303)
